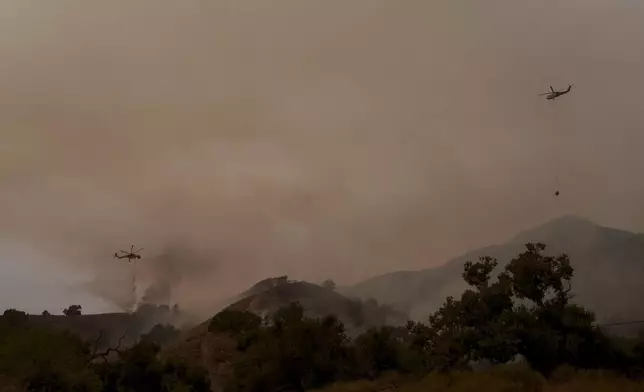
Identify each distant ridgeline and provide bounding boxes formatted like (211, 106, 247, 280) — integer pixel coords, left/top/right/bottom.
(225, 276, 409, 337)
(343, 215, 644, 327)
(9, 303, 189, 351)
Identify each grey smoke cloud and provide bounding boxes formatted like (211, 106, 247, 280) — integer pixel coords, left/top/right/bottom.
(1, 0, 643, 314)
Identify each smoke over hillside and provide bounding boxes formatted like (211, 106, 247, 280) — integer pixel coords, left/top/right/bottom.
(1, 1, 644, 315)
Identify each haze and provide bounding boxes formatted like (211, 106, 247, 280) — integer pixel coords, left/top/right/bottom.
(1, 0, 643, 315)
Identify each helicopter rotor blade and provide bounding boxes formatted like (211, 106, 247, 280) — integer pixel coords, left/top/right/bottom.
(134, 248, 144, 254)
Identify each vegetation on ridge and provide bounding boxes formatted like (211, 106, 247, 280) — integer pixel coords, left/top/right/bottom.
(200, 243, 644, 391)
(0, 308, 209, 391)
(4, 242, 644, 392)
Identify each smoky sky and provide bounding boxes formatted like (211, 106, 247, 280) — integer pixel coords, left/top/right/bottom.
(1, 0, 644, 315)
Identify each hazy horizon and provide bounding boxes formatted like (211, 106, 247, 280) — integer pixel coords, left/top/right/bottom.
(1, 0, 643, 315)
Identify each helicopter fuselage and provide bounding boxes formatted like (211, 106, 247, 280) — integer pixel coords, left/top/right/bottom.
(543, 85, 572, 100)
(546, 90, 569, 100)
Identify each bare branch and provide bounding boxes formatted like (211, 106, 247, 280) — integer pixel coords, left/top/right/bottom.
(87, 331, 128, 366)
(90, 330, 104, 358)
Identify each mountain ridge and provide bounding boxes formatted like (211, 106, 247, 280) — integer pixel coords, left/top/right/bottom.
(223, 278, 408, 337)
(342, 215, 644, 322)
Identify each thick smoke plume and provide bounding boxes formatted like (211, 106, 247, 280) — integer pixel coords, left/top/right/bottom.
(1, 0, 643, 316)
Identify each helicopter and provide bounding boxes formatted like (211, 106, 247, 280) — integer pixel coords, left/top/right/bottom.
(539, 84, 573, 100)
(114, 245, 143, 263)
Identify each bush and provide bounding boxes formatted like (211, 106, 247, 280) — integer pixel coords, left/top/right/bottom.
(353, 327, 405, 378)
(209, 309, 265, 352)
(209, 309, 262, 335)
(0, 316, 98, 391)
(224, 302, 352, 392)
(0, 308, 210, 392)
(141, 324, 181, 346)
(1, 309, 28, 326)
(94, 341, 210, 392)
(314, 367, 644, 392)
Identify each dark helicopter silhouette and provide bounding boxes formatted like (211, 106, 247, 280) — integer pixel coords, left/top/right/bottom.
(539, 84, 574, 197)
(114, 245, 143, 263)
(539, 84, 573, 100)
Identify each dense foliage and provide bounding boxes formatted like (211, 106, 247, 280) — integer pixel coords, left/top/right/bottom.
(211, 304, 353, 391)
(4, 243, 644, 392)
(208, 243, 644, 391)
(140, 324, 181, 346)
(0, 311, 209, 392)
(419, 243, 618, 374)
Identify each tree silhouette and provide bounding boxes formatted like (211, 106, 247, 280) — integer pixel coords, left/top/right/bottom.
(63, 305, 82, 317)
(423, 243, 616, 374)
(322, 279, 337, 291)
(2, 309, 28, 326)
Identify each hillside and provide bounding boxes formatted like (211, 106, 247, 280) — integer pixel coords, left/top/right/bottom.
(164, 277, 410, 390)
(27, 313, 137, 349)
(342, 215, 644, 323)
(224, 278, 408, 337)
(23, 304, 191, 350)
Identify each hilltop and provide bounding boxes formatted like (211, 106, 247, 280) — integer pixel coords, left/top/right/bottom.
(14, 304, 192, 350)
(17, 215, 643, 345)
(342, 215, 644, 323)
(5, 215, 644, 391)
(219, 277, 408, 337)
(163, 277, 409, 390)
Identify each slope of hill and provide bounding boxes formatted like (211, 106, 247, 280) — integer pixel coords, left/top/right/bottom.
(24, 304, 191, 350)
(28, 313, 137, 348)
(164, 277, 410, 391)
(342, 215, 644, 323)
(225, 278, 408, 337)
(162, 319, 239, 392)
